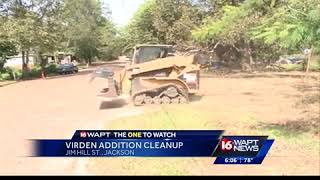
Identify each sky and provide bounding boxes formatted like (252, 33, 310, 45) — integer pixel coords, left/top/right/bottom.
(103, 0, 146, 27)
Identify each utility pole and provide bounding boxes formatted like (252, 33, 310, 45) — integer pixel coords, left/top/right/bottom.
(305, 47, 312, 74)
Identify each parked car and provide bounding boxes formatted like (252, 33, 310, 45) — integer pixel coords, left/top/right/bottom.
(57, 63, 78, 74)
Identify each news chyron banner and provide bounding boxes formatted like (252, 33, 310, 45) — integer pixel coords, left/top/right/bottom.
(32, 130, 274, 165)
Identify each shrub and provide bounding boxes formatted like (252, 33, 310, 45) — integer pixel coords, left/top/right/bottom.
(1, 72, 11, 80)
(4, 67, 13, 73)
(29, 66, 42, 78)
(45, 64, 58, 74)
(280, 64, 303, 71)
(309, 58, 320, 71)
(12, 69, 23, 79)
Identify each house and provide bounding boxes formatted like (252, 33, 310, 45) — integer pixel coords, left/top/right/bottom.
(4, 53, 57, 69)
(4, 54, 35, 69)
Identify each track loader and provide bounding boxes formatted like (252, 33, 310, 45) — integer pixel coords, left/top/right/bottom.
(92, 44, 209, 106)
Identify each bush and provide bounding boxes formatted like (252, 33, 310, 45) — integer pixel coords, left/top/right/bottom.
(29, 66, 42, 78)
(0, 64, 59, 80)
(1, 72, 11, 80)
(45, 64, 58, 74)
(4, 67, 13, 73)
(280, 64, 303, 71)
(12, 69, 23, 79)
(0, 66, 11, 73)
(309, 58, 320, 71)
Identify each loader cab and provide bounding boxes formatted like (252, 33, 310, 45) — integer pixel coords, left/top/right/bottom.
(132, 44, 174, 64)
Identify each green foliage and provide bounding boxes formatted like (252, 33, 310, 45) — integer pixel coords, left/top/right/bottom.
(122, 0, 206, 51)
(310, 57, 320, 71)
(0, 67, 21, 80)
(192, 0, 320, 65)
(192, 0, 272, 45)
(192, 5, 246, 43)
(0, 72, 11, 80)
(280, 64, 303, 71)
(60, 0, 119, 62)
(0, 0, 65, 72)
(0, 1, 63, 50)
(251, 0, 320, 52)
(28, 65, 42, 78)
(152, 0, 202, 45)
(1, 0, 119, 68)
(98, 17, 121, 60)
(13, 69, 23, 79)
(0, 41, 17, 69)
(45, 64, 58, 74)
(122, 0, 159, 51)
(0, 64, 60, 81)
(1, 0, 319, 71)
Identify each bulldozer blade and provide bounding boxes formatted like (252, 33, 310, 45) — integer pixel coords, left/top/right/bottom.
(98, 78, 119, 98)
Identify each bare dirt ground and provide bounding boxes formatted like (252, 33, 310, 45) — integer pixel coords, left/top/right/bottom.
(0, 67, 319, 175)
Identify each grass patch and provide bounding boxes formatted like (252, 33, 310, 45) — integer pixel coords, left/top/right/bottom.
(89, 101, 319, 174)
(105, 104, 217, 130)
(105, 103, 260, 131)
(265, 129, 319, 152)
(254, 119, 320, 152)
(280, 57, 320, 71)
(90, 105, 263, 175)
(280, 64, 303, 71)
(299, 93, 320, 105)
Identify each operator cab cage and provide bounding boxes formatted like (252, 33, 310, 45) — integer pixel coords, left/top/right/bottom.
(132, 44, 174, 64)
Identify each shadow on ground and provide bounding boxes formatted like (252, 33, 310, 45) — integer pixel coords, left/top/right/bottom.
(0, 81, 18, 87)
(253, 118, 319, 137)
(189, 95, 203, 102)
(99, 98, 128, 109)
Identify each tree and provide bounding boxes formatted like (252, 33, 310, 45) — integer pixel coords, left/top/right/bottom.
(61, 0, 104, 65)
(122, 0, 159, 51)
(152, 0, 203, 45)
(0, 0, 35, 72)
(192, 0, 320, 70)
(192, 0, 282, 70)
(122, 0, 206, 51)
(1, 0, 120, 71)
(0, 0, 64, 74)
(251, 0, 320, 55)
(0, 41, 17, 70)
(97, 15, 122, 60)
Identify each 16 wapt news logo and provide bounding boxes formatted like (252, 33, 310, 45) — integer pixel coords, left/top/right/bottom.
(79, 131, 111, 138)
(214, 136, 268, 157)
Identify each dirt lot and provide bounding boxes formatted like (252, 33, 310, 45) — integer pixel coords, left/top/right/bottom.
(0, 68, 319, 175)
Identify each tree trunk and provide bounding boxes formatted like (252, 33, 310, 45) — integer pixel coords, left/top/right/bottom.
(240, 47, 253, 73)
(246, 42, 254, 72)
(248, 49, 253, 66)
(87, 58, 92, 67)
(26, 51, 29, 66)
(22, 51, 27, 72)
(38, 52, 46, 79)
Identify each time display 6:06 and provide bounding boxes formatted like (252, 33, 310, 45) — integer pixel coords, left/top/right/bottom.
(224, 158, 238, 163)
(223, 157, 254, 164)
